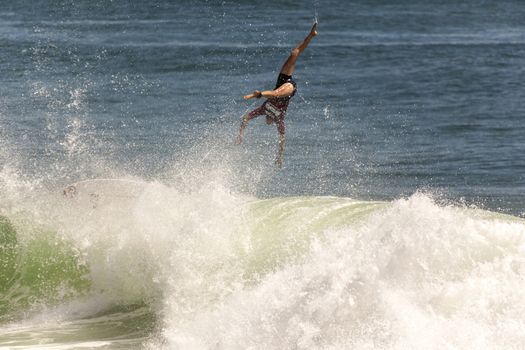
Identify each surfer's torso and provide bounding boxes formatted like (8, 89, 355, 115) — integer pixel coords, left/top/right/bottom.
(264, 73, 297, 121)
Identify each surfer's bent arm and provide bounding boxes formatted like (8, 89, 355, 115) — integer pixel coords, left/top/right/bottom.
(244, 82, 294, 100)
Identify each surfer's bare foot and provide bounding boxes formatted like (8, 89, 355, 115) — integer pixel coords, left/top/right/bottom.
(236, 134, 243, 144)
(275, 156, 283, 168)
(310, 22, 318, 37)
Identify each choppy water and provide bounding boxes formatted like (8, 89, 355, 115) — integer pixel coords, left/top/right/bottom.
(1, 0, 525, 349)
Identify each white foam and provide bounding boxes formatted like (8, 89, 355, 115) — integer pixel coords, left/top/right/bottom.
(156, 194, 525, 349)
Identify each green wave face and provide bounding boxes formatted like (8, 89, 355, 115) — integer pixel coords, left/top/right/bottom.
(241, 197, 386, 279)
(0, 217, 17, 296)
(0, 216, 90, 321)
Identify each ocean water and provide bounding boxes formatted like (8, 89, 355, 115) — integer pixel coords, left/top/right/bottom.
(1, 0, 525, 349)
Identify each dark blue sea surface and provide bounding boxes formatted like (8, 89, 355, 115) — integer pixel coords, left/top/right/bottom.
(1, 0, 524, 214)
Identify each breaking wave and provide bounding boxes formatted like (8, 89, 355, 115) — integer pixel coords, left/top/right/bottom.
(1, 179, 524, 349)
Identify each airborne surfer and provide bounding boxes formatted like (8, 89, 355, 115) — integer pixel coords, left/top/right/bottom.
(236, 21, 318, 167)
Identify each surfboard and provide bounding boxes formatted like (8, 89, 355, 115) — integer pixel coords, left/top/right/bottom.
(63, 179, 147, 209)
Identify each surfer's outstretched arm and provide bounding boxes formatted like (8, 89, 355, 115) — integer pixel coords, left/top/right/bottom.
(243, 83, 295, 100)
(279, 21, 318, 76)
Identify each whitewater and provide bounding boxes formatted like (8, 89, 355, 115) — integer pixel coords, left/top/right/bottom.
(1, 174, 524, 349)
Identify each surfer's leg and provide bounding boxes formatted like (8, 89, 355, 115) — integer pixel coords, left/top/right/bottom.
(279, 22, 318, 76)
(275, 121, 286, 168)
(237, 105, 266, 144)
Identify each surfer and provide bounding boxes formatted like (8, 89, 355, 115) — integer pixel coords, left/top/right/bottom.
(237, 21, 318, 167)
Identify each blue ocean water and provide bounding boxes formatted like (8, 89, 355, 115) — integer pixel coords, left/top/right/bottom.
(1, 1, 525, 349)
